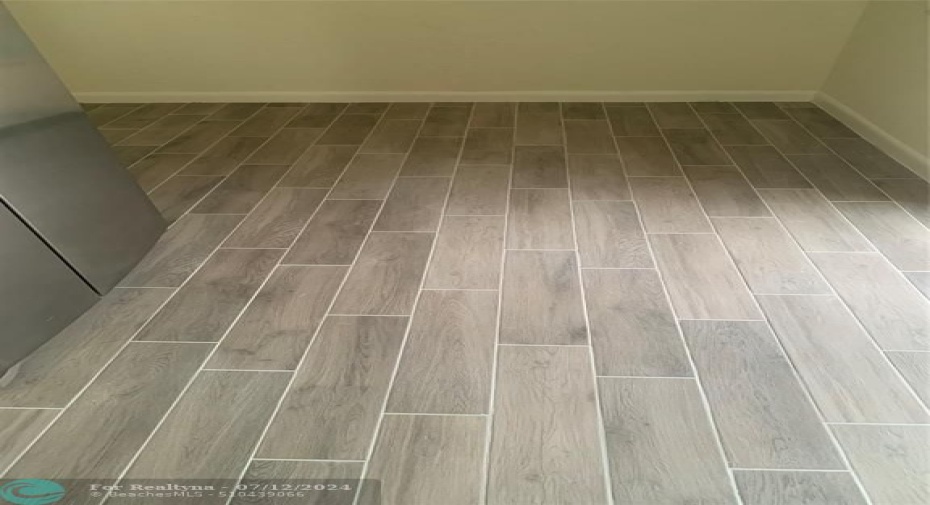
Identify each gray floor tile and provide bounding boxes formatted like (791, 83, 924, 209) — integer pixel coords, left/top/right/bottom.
(500, 250, 587, 345)
(119, 114, 204, 146)
(88, 104, 144, 127)
(283, 199, 381, 265)
(0, 409, 58, 471)
(831, 424, 930, 505)
(886, 351, 930, 408)
(134, 249, 282, 342)
(330, 232, 433, 315)
(208, 103, 264, 121)
(446, 164, 510, 215)
(823, 138, 919, 179)
(904, 271, 930, 299)
(835, 201, 930, 271)
(148, 175, 224, 222)
(316, 114, 381, 145)
(664, 128, 731, 165)
(158, 120, 241, 154)
(127, 153, 197, 192)
(286, 102, 347, 128)
(113, 145, 158, 167)
(785, 108, 858, 138)
(733, 471, 867, 505)
(683, 165, 770, 217)
(460, 127, 513, 164)
(604, 105, 660, 136)
(360, 119, 421, 154)
(515, 103, 562, 145)
(649, 234, 762, 320)
(691, 102, 738, 114)
(598, 378, 736, 504)
(329, 153, 404, 199)
(628, 177, 713, 233)
(758, 189, 873, 252)
(682, 320, 844, 469)
(562, 102, 605, 119)
(400, 137, 463, 176)
(235, 460, 362, 505)
(759, 294, 929, 423)
(222, 187, 327, 248)
(787, 153, 888, 201)
(257, 316, 408, 460)
(616, 136, 682, 176)
(387, 290, 497, 414)
(488, 346, 608, 505)
(507, 188, 574, 249)
(121, 214, 242, 287)
(565, 119, 616, 154)
(700, 112, 768, 145)
(180, 136, 268, 176)
(207, 266, 348, 370)
(647, 102, 703, 128)
(733, 102, 788, 120)
(568, 154, 630, 200)
(810, 253, 930, 350)
(191, 164, 288, 214)
(245, 128, 323, 164)
(726, 145, 812, 188)
(583, 269, 690, 376)
(278, 145, 358, 187)
(360, 415, 486, 505)
(471, 102, 515, 127)
(513, 145, 567, 189)
(421, 106, 470, 136)
(373, 177, 450, 232)
(573, 200, 651, 268)
(872, 178, 930, 227)
(346, 103, 389, 114)
(229, 106, 302, 137)
(384, 102, 430, 120)
(424, 215, 504, 289)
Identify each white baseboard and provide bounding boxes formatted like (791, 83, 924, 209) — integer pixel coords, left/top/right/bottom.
(73, 89, 816, 104)
(814, 92, 930, 181)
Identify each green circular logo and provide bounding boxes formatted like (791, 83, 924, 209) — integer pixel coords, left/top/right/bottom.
(0, 480, 65, 505)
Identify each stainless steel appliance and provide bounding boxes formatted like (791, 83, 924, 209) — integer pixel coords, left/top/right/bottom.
(0, 4, 165, 372)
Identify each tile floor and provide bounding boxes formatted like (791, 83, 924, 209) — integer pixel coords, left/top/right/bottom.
(1, 101, 928, 505)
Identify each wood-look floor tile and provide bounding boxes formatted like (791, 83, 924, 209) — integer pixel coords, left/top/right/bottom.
(179, 136, 267, 176)
(733, 102, 788, 120)
(573, 201, 651, 268)
(279, 145, 358, 187)
(628, 177, 712, 233)
(0, 288, 172, 408)
(515, 102, 562, 145)
(831, 425, 930, 505)
(616, 136, 682, 176)
(650, 234, 762, 320)
(208, 103, 264, 121)
(4, 342, 211, 483)
(500, 250, 587, 345)
(759, 294, 929, 423)
(148, 175, 224, 223)
(691, 102, 738, 114)
(400, 136, 462, 176)
(208, 266, 347, 370)
(872, 178, 930, 227)
(245, 128, 323, 164)
(421, 106, 470, 136)
(360, 415, 486, 505)
(104, 103, 184, 129)
(345, 103, 389, 114)
(360, 119, 420, 154)
(387, 290, 497, 413)
(564, 120, 616, 154)
(605, 105, 660, 136)
(809, 253, 930, 350)
(331, 232, 434, 315)
(229, 106, 302, 137)
(684, 165, 770, 217)
(127, 153, 196, 192)
(100, 128, 136, 145)
(561, 102, 606, 119)
(425, 215, 504, 289)
(904, 271, 930, 299)
(174, 103, 225, 115)
(134, 249, 282, 342)
(373, 177, 450, 232)
(664, 128, 730, 165)
(584, 269, 690, 376)
(758, 189, 873, 252)
(157, 120, 240, 154)
(432, 102, 474, 108)
(385, 102, 430, 120)
(785, 108, 858, 138)
(316, 114, 380, 145)
(647, 102, 703, 128)
(329, 153, 404, 199)
(222, 187, 326, 248)
(513, 145, 567, 188)
(787, 154, 888, 201)
(568, 154, 630, 200)
(446, 164, 510, 215)
(488, 346, 608, 505)
(88, 104, 142, 127)
(507, 188, 574, 249)
(598, 378, 736, 504)
(835, 201, 930, 271)
(777, 102, 819, 109)
(191, 164, 288, 214)
(886, 351, 930, 407)
(113, 145, 157, 167)
(471, 102, 515, 127)
(682, 320, 843, 469)
(286, 103, 347, 128)
(120, 371, 289, 487)
(119, 114, 204, 146)
(0, 410, 58, 471)
(257, 316, 407, 459)
(121, 213, 243, 287)
(733, 471, 868, 505)
(713, 217, 830, 294)
(700, 112, 768, 145)
(751, 119, 829, 154)
(283, 199, 381, 265)
(460, 127, 513, 164)
(235, 460, 362, 505)
(726, 145, 812, 188)
(823, 139, 919, 179)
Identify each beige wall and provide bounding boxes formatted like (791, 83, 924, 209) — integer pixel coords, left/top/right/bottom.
(818, 0, 928, 172)
(8, 1, 867, 101)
